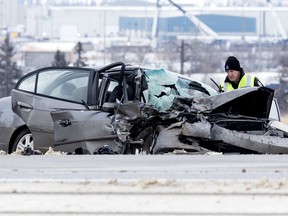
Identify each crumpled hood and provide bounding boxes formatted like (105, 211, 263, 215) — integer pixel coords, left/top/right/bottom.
(112, 86, 287, 155)
(196, 87, 274, 119)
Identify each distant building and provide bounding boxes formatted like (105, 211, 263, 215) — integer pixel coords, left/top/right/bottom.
(21, 3, 288, 43)
(0, 0, 18, 30)
(22, 42, 75, 68)
(1, 0, 288, 73)
(2, 1, 288, 43)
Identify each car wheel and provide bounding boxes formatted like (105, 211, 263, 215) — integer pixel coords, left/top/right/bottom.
(12, 128, 34, 152)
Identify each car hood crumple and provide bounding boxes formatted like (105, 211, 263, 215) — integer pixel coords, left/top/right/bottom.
(112, 86, 288, 154)
(194, 86, 274, 119)
(113, 86, 275, 135)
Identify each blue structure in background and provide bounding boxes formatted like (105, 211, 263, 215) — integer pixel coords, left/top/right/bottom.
(119, 16, 198, 37)
(197, 14, 256, 33)
(157, 16, 198, 33)
(119, 14, 256, 38)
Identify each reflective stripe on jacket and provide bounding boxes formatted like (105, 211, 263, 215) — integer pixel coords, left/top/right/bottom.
(221, 74, 255, 92)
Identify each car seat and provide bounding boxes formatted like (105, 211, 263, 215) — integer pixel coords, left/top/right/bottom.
(60, 83, 76, 100)
(107, 84, 135, 103)
(108, 86, 121, 102)
(72, 86, 88, 102)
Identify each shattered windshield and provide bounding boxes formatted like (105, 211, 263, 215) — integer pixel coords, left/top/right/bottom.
(143, 68, 218, 111)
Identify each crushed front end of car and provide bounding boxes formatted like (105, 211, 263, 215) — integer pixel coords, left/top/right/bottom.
(113, 86, 288, 155)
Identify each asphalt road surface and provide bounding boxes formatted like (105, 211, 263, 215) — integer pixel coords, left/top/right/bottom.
(0, 154, 288, 215)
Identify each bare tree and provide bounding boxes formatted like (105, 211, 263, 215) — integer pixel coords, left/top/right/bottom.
(108, 45, 151, 66)
(279, 43, 288, 78)
(159, 40, 224, 75)
(109, 46, 127, 63)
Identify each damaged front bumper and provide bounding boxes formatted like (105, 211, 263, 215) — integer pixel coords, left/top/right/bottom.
(114, 87, 288, 155)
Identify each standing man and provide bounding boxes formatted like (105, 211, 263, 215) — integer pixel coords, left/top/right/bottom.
(220, 56, 262, 92)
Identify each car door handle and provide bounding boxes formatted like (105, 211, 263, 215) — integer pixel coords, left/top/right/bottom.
(59, 119, 72, 127)
(17, 101, 33, 110)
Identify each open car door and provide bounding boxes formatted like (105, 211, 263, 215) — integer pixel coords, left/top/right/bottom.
(51, 62, 131, 154)
(11, 67, 94, 152)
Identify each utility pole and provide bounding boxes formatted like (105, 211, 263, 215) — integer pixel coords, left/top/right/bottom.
(180, 40, 185, 75)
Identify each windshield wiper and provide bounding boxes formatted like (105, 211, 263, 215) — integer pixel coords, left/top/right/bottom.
(210, 78, 223, 93)
(189, 81, 210, 95)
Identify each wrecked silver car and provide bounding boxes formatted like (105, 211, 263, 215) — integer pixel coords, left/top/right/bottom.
(11, 62, 288, 154)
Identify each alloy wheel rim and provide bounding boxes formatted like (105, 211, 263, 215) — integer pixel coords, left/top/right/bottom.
(17, 133, 34, 151)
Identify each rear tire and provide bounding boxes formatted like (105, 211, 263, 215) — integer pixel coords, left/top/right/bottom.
(12, 128, 34, 153)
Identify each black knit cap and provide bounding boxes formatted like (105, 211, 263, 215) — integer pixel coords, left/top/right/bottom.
(224, 56, 241, 72)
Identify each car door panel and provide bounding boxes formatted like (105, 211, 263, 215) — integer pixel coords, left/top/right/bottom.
(12, 90, 86, 151)
(51, 110, 119, 154)
(11, 67, 93, 152)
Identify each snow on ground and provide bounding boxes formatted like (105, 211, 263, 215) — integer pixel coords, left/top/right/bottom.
(0, 154, 288, 214)
(0, 147, 66, 156)
(1, 178, 288, 215)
